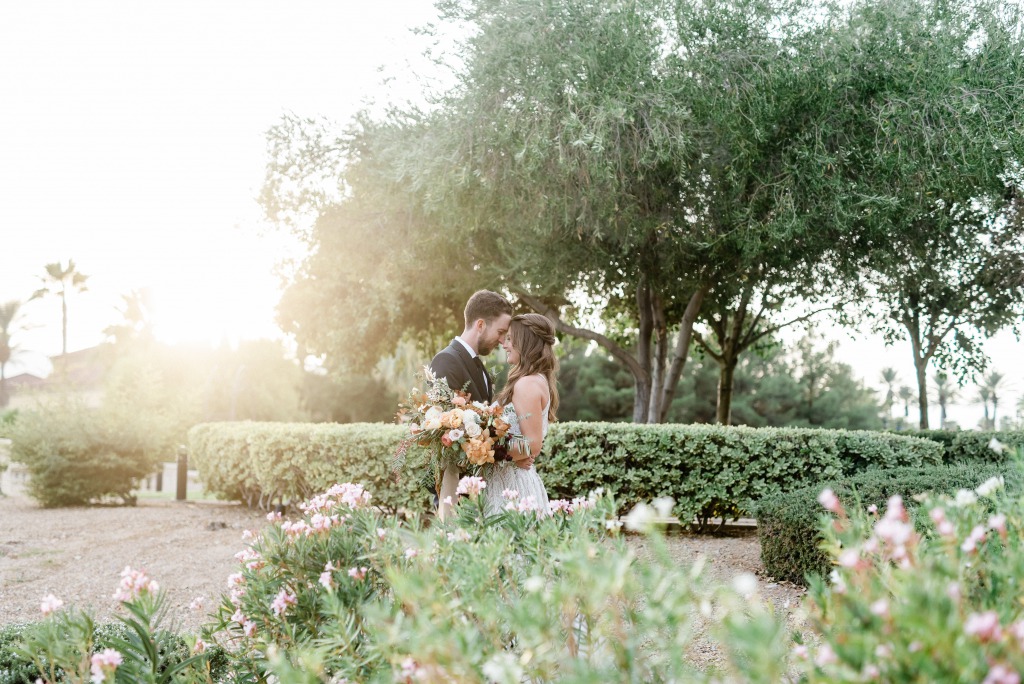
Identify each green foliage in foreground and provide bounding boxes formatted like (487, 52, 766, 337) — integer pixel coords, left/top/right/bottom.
(755, 461, 1021, 585)
(13, 466, 1024, 682)
(189, 421, 941, 520)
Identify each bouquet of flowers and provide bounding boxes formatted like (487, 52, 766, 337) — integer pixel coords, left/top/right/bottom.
(392, 366, 526, 494)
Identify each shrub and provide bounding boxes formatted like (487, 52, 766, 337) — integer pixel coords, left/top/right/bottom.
(188, 421, 427, 512)
(542, 422, 942, 522)
(901, 429, 1024, 464)
(755, 462, 1021, 585)
(9, 398, 170, 507)
(202, 481, 792, 683)
(797, 458, 1024, 682)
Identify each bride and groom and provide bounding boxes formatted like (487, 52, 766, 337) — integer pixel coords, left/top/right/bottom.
(430, 290, 558, 519)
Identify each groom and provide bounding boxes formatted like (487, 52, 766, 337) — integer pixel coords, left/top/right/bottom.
(429, 290, 512, 517)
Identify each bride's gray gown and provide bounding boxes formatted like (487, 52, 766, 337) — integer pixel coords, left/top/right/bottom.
(482, 398, 550, 516)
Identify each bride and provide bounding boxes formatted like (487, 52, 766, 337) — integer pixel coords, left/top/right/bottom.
(483, 313, 558, 516)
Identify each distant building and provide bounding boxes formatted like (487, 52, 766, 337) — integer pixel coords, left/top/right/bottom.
(2, 345, 113, 410)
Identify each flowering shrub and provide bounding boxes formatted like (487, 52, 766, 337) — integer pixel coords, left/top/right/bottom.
(201, 479, 797, 682)
(5, 569, 219, 683)
(797, 458, 1024, 682)
(756, 461, 1019, 584)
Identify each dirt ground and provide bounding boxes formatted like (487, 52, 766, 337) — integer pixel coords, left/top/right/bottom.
(0, 490, 806, 665)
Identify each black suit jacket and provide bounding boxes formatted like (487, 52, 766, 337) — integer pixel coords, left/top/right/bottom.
(430, 339, 492, 403)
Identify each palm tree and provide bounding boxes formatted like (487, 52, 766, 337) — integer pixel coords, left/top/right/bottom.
(982, 371, 1008, 429)
(932, 372, 959, 429)
(880, 367, 899, 426)
(0, 300, 24, 408)
(978, 386, 993, 430)
(32, 260, 89, 355)
(898, 385, 914, 419)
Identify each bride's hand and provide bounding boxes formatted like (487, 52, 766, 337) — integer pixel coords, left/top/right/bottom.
(515, 456, 534, 469)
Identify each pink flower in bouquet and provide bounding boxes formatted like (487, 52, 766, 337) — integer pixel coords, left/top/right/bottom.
(452, 395, 468, 407)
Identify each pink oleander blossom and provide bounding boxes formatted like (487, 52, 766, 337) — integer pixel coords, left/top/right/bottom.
(447, 528, 471, 542)
(242, 619, 257, 637)
(961, 525, 987, 554)
(271, 588, 297, 617)
(319, 561, 336, 589)
(113, 567, 158, 602)
(348, 566, 368, 581)
(984, 664, 1021, 684)
(404, 547, 419, 560)
(990, 514, 1008, 541)
(40, 594, 63, 616)
(502, 488, 519, 500)
(818, 488, 842, 515)
(456, 476, 487, 498)
(325, 482, 373, 509)
(266, 511, 282, 523)
(869, 599, 890, 618)
(815, 643, 838, 667)
(89, 648, 122, 683)
(193, 637, 208, 654)
(965, 611, 1003, 642)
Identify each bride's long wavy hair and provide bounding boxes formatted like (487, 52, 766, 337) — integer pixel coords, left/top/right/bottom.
(498, 313, 559, 421)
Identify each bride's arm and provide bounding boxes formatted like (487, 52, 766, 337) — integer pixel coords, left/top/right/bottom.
(510, 376, 547, 469)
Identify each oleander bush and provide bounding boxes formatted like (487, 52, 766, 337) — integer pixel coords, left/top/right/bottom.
(755, 461, 1022, 585)
(190, 421, 941, 520)
(542, 422, 942, 522)
(797, 458, 1024, 682)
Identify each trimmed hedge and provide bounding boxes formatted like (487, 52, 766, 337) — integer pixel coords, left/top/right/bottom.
(188, 422, 427, 512)
(540, 422, 942, 522)
(754, 462, 1022, 585)
(189, 421, 942, 518)
(901, 429, 1024, 464)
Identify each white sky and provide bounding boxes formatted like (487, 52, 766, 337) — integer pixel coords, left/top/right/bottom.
(0, 1, 1019, 428)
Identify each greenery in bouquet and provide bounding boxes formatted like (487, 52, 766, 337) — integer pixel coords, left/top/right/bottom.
(392, 366, 526, 493)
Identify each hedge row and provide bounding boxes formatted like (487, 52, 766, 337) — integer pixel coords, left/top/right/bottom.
(190, 421, 942, 518)
(188, 422, 428, 513)
(541, 422, 942, 521)
(754, 461, 1022, 585)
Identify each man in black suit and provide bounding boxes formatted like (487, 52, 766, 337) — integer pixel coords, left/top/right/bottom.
(429, 290, 513, 517)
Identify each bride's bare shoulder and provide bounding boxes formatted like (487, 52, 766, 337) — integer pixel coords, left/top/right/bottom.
(512, 374, 548, 400)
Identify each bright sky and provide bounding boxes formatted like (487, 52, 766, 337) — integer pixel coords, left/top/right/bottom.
(0, 0, 438, 371)
(0, 1, 1019, 428)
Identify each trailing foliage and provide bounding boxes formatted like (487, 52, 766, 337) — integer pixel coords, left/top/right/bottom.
(755, 462, 1020, 585)
(542, 422, 942, 522)
(188, 421, 426, 512)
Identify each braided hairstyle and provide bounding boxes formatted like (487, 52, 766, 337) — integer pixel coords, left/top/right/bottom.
(498, 313, 559, 421)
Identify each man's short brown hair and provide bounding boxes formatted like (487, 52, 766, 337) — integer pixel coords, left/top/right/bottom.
(464, 290, 513, 327)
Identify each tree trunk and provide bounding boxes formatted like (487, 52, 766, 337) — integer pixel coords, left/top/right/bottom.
(716, 359, 738, 425)
(908, 330, 930, 429)
(647, 294, 668, 424)
(61, 292, 68, 355)
(655, 285, 708, 422)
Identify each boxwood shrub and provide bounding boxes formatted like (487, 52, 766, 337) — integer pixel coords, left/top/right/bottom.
(754, 461, 1022, 585)
(901, 429, 1024, 464)
(541, 422, 941, 522)
(190, 421, 942, 519)
(188, 422, 427, 513)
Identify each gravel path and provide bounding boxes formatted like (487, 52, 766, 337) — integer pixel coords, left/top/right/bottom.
(0, 491, 806, 666)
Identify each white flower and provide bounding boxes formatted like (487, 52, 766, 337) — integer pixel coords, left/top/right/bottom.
(955, 489, 978, 507)
(481, 653, 524, 683)
(464, 421, 482, 438)
(524, 576, 546, 593)
(732, 572, 758, 597)
(605, 519, 624, 531)
(447, 428, 464, 442)
(461, 409, 481, 425)
(624, 502, 657, 531)
(989, 437, 1007, 455)
(976, 475, 1005, 498)
(652, 496, 675, 518)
